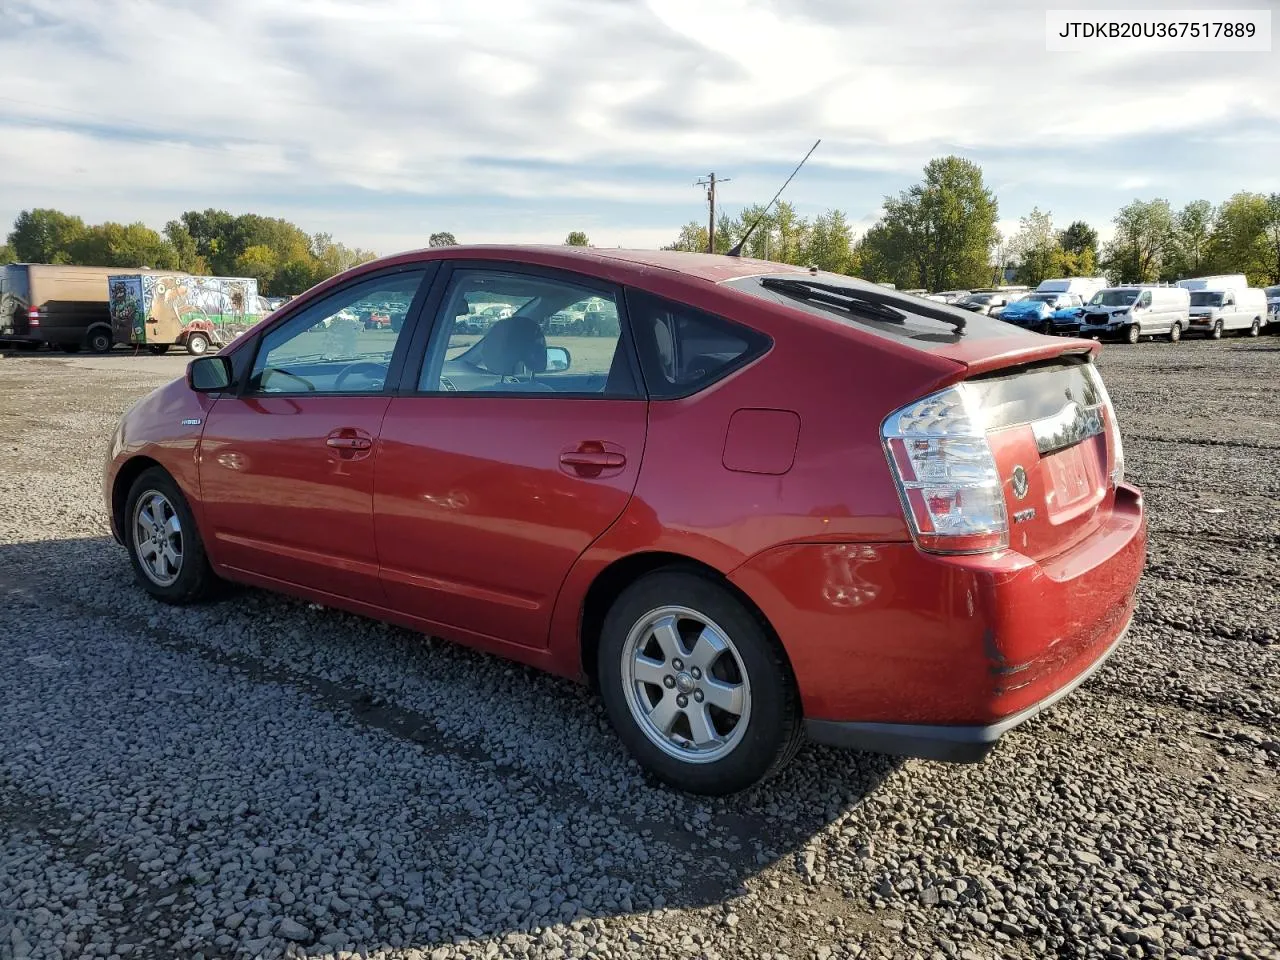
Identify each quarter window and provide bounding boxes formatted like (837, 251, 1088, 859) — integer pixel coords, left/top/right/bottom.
(625, 289, 769, 399)
(417, 269, 637, 396)
(248, 269, 425, 394)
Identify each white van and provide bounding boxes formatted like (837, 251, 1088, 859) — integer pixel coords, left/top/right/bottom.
(1186, 286, 1269, 338)
(1176, 274, 1248, 292)
(1078, 285, 1191, 343)
(1036, 276, 1109, 301)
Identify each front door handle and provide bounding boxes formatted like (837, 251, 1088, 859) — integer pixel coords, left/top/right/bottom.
(325, 428, 374, 460)
(559, 441, 626, 478)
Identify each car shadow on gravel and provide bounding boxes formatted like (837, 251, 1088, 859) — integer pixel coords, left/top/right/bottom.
(2, 534, 902, 955)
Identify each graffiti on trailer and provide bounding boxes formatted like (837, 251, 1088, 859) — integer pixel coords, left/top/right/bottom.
(109, 274, 265, 346)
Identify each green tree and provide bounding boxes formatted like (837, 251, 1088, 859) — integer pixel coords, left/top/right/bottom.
(802, 209, 854, 273)
(1101, 199, 1173, 283)
(275, 259, 317, 296)
(429, 232, 457, 247)
(859, 156, 999, 290)
(1059, 220, 1098, 260)
(234, 244, 279, 290)
(1207, 192, 1271, 284)
(0, 244, 14, 265)
(565, 231, 590, 246)
(179, 209, 236, 268)
(7, 209, 87, 263)
(1263, 193, 1280, 284)
(163, 220, 209, 273)
(663, 221, 709, 253)
(1166, 200, 1214, 279)
(68, 222, 179, 269)
(1011, 207, 1063, 287)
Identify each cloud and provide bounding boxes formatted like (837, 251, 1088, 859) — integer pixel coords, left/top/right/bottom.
(0, 0, 1276, 254)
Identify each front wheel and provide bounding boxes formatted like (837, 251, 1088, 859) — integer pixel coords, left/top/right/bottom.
(598, 570, 803, 795)
(185, 332, 211, 356)
(86, 329, 112, 354)
(1167, 322, 1181, 343)
(124, 467, 219, 604)
(1126, 324, 1140, 345)
(1039, 320, 1053, 335)
(1249, 319, 1260, 338)
(1211, 320, 1223, 340)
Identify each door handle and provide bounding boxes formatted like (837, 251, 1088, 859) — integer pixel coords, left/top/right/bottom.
(559, 450, 625, 468)
(326, 436, 372, 450)
(559, 442, 626, 477)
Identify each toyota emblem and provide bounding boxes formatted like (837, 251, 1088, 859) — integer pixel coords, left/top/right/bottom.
(1011, 465, 1029, 500)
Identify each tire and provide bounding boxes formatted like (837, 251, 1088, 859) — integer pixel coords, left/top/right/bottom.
(1249, 319, 1260, 338)
(124, 467, 219, 604)
(1210, 320, 1223, 340)
(1125, 324, 1140, 345)
(597, 569, 803, 795)
(1039, 320, 1053, 336)
(185, 332, 210, 356)
(1167, 322, 1181, 343)
(86, 328, 112, 354)
(148, 344, 171, 355)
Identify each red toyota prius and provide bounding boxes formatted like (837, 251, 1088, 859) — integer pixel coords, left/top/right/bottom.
(104, 246, 1145, 795)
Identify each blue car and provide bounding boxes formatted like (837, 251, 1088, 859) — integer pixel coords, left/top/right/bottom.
(999, 293, 1085, 334)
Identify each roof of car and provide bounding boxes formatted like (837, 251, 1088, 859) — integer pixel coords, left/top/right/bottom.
(385, 244, 813, 284)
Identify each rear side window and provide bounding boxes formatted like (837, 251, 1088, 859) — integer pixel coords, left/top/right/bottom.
(625, 289, 769, 399)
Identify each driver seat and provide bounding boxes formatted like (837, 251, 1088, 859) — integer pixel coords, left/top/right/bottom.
(480, 315, 554, 391)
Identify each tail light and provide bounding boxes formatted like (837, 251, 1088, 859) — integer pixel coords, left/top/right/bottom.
(881, 384, 1008, 555)
(28, 307, 40, 327)
(1084, 363, 1124, 486)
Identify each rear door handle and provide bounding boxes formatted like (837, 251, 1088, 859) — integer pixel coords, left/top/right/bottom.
(326, 428, 374, 460)
(559, 451, 625, 467)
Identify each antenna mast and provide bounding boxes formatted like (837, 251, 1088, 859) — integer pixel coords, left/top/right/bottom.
(726, 139, 821, 258)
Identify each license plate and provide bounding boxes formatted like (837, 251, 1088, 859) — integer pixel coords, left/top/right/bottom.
(1045, 444, 1093, 508)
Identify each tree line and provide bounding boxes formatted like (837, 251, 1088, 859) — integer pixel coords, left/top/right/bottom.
(666, 156, 1280, 290)
(0, 210, 464, 296)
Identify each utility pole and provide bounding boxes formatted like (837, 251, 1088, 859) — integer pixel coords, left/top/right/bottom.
(695, 173, 730, 254)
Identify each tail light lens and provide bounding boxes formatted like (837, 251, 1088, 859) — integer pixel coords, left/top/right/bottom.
(881, 384, 1008, 555)
(28, 307, 40, 327)
(1084, 363, 1124, 486)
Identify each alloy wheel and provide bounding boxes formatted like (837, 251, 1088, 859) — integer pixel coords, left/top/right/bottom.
(132, 490, 183, 586)
(621, 606, 751, 764)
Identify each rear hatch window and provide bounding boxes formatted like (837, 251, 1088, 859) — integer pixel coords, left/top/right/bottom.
(723, 272, 1032, 347)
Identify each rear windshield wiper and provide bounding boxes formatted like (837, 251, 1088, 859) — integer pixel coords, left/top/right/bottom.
(759, 277, 967, 331)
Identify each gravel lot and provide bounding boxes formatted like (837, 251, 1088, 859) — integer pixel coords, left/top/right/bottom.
(1, 340, 1277, 960)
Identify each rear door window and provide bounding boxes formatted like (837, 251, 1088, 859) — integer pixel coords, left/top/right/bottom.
(624, 289, 770, 399)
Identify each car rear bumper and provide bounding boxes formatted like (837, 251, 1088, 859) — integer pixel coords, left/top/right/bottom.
(804, 615, 1129, 761)
(729, 483, 1145, 759)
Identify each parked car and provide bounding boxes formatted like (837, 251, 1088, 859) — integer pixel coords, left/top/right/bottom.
(955, 292, 1014, 316)
(1186, 286, 1269, 338)
(998, 292, 1085, 333)
(1265, 285, 1280, 327)
(1078, 285, 1192, 343)
(2, 263, 175, 353)
(103, 247, 1145, 795)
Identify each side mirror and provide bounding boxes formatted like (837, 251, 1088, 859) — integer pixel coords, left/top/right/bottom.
(546, 345, 571, 372)
(188, 355, 233, 392)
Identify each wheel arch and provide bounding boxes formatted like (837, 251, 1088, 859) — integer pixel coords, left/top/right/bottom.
(112, 455, 165, 540)
(577, 550, 791, 693)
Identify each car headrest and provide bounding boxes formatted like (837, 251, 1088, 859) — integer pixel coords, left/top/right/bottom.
(481, 315, 547, 377)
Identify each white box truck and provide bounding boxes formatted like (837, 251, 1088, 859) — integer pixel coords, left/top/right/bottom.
(1176, 274, 1248, 292)
(1036, 277, 1109, 301)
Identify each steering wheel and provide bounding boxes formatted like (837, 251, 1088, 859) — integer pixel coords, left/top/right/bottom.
(262, 368, 316, 392)
(333, 360, 388, 392)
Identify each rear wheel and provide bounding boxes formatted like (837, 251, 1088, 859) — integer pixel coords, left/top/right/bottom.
(185, 332, 211, 356)
(147, 344, 171, 355)
(86, 328, 112, 354)
(1210, 320, 1223, 340)
(1249, 319, 1260, 338)
(1125, 324, 1140, 345)
(124, 467, 219, 604)
(598, 570, 802, 795)
(1167, 322, 1181, 343)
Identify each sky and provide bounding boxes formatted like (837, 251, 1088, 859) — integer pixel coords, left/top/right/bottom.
(1, 0, 1277, 255)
